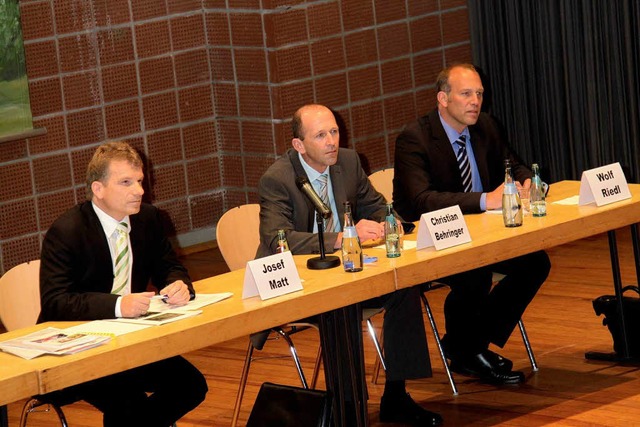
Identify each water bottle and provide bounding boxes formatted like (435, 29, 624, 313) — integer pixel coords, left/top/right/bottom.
(502, 163, 523, 227)
(529, 163, 547, 217)
(341, 202, 363, 272)
(384, 203, 401, 258)
(275, 229, 289, 253)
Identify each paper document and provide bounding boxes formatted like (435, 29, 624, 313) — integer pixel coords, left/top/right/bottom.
(148, 292, 233, 312)
(65, 320, 151, 337)
(107, 309, 202, 326)
(553, 195, 580, 205)
(374, 240, 417, 251)
(0, 327, 111, 360)
(109, 292, 231, 326)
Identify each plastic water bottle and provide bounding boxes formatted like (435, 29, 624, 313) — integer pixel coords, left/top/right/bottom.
(341, 202, 363, 272)
(275, 229, 289, 253)
(502, 163, 523, 227)
(530, 163, 547, 217)
(384, 203, 401, 258)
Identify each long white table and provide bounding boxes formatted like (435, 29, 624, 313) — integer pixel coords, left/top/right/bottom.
(2, 180, 640, 426)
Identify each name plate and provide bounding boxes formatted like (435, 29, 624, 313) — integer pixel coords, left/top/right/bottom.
(242, 251, 303, 300)
(579, 162, 631, 206)
(416, 205, 471, 251)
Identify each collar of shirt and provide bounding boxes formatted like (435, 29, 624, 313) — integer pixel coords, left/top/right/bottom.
(438, 111, 471, 151)
(297, 152, 329, 183)
(91, 202, 131, 239)
(437, 111, 485, 199)
(297, 152, 339, 232)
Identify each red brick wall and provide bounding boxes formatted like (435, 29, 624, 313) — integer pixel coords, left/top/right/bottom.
(0, 0, 471, 273)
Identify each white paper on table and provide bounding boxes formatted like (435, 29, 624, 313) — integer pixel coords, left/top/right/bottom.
(65, 320, 151, 337)
(148, 292, 233, 312)
(553, 195, 580, 205)
(374, 240, 417, 250)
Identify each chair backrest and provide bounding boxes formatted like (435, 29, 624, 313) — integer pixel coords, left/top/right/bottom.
(216, 204, 261, 271)
(0, 260, 41, 331)
(368, 168, 394, 203)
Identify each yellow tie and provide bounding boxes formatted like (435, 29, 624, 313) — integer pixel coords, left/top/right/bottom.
(111, 222, 130, 295)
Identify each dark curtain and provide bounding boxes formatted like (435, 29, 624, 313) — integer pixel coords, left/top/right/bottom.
(468, 0, 640, 183)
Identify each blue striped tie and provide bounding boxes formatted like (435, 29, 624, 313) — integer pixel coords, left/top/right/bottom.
(316, 174, 334, 232)
(455, 135, 472, 192)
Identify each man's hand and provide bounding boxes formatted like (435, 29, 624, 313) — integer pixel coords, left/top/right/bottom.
(333, 218, 385, 249)
(121, 292, 155, 318)
(355, 219, 384, 242)
(486, 183, 505, 210)
(160, 280, 191, 306)
(516, 178, 532, 198)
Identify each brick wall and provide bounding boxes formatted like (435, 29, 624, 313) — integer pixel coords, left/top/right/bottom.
(0, 0, 471, 274)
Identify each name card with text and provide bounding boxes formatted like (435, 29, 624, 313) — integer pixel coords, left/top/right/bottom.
(579, 162, 631, 206)
(416, 205, 471, 251)
(242, 251, 303, 300)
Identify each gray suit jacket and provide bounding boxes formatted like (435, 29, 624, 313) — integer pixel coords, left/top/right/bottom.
(257, 148, 388, 258)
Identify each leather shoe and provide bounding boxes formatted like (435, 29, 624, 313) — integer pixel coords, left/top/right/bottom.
(483, 349, 513, 372)
(380, 392, 443, 426)
(449, 353, 525, 385)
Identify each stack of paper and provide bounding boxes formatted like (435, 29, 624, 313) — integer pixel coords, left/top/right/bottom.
(0, 327, 111, 360)
(107, 292, 233, 326)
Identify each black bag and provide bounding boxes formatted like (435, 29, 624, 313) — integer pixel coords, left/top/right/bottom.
(592, 285, 640, 357)
(247, 382, 331, 427)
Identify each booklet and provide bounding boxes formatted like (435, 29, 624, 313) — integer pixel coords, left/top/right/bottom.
(0, 327, 111, 360)
(107, 308, 202, 326)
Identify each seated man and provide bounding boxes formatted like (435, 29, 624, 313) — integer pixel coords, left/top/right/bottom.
(39, 141, 207, 427)
(257, 104, 442, 426)
(394, 63, 551, 385)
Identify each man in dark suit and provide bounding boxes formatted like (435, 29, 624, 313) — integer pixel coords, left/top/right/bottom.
(39, 141, 207, 427)
(257, 104, 442, 426)
(394, 64, 551, 385)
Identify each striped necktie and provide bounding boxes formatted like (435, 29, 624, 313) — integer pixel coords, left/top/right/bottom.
(455, 135, 472, 192)
(316, 174, 334, 232)
(111, 222, 130, 295)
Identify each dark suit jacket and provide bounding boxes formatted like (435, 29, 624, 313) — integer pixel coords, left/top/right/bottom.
(393, 109, 531, 221)
(257, 148, 388, 257)
(39, 201, 194, 322)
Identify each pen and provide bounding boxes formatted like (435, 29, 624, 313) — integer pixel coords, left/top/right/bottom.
(151, 294, 169, 301)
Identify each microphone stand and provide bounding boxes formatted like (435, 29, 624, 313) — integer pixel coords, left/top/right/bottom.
(307, 211, 341, 270)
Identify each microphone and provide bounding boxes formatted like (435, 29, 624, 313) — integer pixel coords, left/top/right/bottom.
(295, 176, 332, 219)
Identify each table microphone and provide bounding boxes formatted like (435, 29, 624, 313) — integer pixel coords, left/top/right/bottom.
(295, 176, 340, 270)
(295, 176, 332, 219)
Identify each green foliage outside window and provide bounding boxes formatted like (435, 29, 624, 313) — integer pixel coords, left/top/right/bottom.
(0, 0, 33, 138)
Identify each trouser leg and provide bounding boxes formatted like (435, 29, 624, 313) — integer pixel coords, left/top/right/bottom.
(365, 286, 432, 381)
(77, 356, 207, 427)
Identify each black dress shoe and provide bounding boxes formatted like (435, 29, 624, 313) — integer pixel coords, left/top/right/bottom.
(449, 353, 525, 385)
(483, 349, 513, 372)
(380, 392, 443, 426)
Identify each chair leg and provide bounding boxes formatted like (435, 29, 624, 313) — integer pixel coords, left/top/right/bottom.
(19, 398, 36, 427)
(421, 293, 458, 395)
(274, 327, 309, 389)
(52, 404, 69, 427)
(518, 319, 539, 372)
(19, 398, 69, 427)
(231, 340, 255, 427)
(310, 344, 323, 390)
(366, 317, 387, 384)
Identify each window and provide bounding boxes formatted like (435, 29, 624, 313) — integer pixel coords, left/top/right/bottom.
(0, 0, 34, 139)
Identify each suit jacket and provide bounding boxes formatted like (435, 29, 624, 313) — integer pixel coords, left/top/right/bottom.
(393, 109, 532, 221)
(39, 201, 194, 322)
(257, 148, 388, 258)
